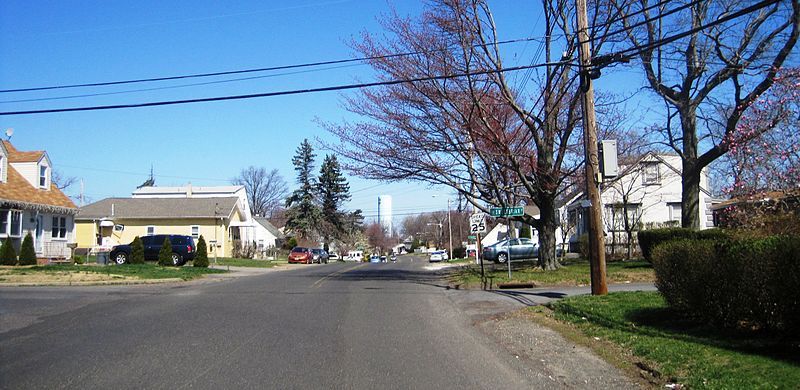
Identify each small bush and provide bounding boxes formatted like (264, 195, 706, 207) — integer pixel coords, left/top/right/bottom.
(452, 246, 466, 259)
(194, 235, 209, 268)
(157, 237, 173, 266)
(638, 227, 728, 261)
(129, 236, 144, 264)
(578, 234, 589, 260)
(652, 234, 800, 333)
(18, 233, 37, 265)
(73, 255, 85, 265)
(283, 237, 298, 250)
(0, 236, 17, 265)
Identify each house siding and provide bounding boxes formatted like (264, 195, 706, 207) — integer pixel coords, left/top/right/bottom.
(10, 162, 38, 188)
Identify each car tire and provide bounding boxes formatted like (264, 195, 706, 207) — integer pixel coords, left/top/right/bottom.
(497, 253, 508, 263)
(113, 252, 127, 265)
(171, 253, 183, 266)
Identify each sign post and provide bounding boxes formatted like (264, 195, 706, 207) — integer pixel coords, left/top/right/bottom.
(489, 207, 524, 280)
(470, 213, 488, 288)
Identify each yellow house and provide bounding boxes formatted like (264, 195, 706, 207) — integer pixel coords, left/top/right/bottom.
(75, 197, 244, 257)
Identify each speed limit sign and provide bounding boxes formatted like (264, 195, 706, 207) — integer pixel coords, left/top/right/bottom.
(469, 213, 487, 233)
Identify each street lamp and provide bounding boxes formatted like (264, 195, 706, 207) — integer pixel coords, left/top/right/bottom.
(432, 195, 453, 260)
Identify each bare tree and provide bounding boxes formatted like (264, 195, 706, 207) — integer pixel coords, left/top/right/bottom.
(232, 167, 289, 218)
(322, 0, 623, 270)
(611, 0, 800, 228)
(51, 169, 77, 191)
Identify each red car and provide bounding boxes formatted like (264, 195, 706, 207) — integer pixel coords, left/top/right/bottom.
(288, 247, 313, 264)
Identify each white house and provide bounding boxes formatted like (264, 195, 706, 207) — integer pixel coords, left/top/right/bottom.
(0, 140, 77, 260)
(253, 216, 283, 251)
(564, 152, 717, 252)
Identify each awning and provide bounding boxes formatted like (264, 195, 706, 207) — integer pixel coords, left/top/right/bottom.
(99, 220, 115, 227)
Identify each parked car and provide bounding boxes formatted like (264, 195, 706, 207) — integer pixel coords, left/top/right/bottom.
(110, 234, 195, 266)
(369, 254, 381, 263)
(328, 252, 340, 261)
(311, 248, 329, 264)
(482, 238, 538, 263)
(429, 251, 445, 262)
(288, 247, 313, 264)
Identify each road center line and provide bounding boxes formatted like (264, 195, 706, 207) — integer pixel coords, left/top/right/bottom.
(311, 263, 366, 289)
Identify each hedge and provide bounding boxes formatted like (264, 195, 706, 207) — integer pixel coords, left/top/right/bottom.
(652, 235, 800, 333)
(638, 227, 728, 261)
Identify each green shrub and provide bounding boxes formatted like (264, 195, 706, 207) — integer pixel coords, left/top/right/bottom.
(73, 255, 85, 265)
(18, 233, 37, 265)
(157, 237, 173, 266)
(194, 235, 209, 268)
(283, 237, 298, 250)
(0, 236, 17, 265)
(638, 227, 728, 261)
(519, 223, 532, 239)
(130, 236, 145, 264)
(578, 234, 589, 260)
(452, 246, 466, 259)
(652, 234, 800, 333)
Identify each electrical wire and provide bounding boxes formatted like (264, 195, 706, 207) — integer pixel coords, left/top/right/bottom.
(0, 62, 570, 116)
(0, 36, 549, 94)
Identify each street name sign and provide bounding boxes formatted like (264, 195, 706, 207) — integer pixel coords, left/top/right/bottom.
(489, 206, 524, 217)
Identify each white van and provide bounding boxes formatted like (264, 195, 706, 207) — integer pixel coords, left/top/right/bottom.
(346, 251, 363, 262)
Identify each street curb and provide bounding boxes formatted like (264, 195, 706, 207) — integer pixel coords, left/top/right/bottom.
(0, 278, 186, 287)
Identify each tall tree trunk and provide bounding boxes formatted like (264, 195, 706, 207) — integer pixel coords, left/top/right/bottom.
(536, 196, 559, 270)
(680, 107, 701, 229)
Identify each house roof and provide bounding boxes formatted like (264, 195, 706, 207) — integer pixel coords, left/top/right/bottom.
(254, 216, 284, 238)
(710, 188, 800, 211)
(0, 142, 76, 213)
(76, 197, 239, 220)
(132, 185, 244, 196)
(3, 140, 45, 163)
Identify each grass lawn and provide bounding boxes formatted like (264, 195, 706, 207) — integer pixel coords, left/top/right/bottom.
(536, 291, 800, 388)
(451, 259, 654, 287)
(209, 257, 286, 268)
(1, 263, 226, 282)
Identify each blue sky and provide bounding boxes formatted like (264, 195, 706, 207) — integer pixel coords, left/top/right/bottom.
(0, 0, 642, 223)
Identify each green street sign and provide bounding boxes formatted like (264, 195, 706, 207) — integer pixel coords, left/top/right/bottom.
(467, 235, 476, 240)
(489, 206, 524, 217)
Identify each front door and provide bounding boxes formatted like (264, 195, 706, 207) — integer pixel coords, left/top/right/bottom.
(35, 215, 44, 253)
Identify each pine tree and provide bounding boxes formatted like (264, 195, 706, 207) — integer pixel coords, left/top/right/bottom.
(18, 233, 37, 265)
(285, 139, 321, 240)
(317, 154, 352, 249)
(0, 236, 17, 265)
(194, 235, 209, 267)
(130, 236, 145, 264)
(157, 236, 173, 266)
(519, 223, 532, 239)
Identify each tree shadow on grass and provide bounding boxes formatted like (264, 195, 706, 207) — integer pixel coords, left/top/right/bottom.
(622, 307, 800, 366)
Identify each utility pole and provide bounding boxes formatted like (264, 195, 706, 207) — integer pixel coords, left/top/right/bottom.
(576, 0, 608, 295)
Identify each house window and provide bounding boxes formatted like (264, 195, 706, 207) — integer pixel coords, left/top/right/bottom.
(39, 165, 48, 188)
(146, 226, 155, 235)
(191, 226, 199, 239)
(668, 203, 682, 221)
(605, 204, 642, 232)
(51, 216, 67, 239)
(642, 162, 660, 185)
(0, 210, 23, 237)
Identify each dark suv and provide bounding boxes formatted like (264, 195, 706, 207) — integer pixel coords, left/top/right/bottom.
(110, 234, 196, 266)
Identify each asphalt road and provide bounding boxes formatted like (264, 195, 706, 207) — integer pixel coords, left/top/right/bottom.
(0, 256, 646, 389)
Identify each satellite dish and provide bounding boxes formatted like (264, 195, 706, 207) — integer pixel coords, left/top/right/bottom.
(4, 128, 13, 140)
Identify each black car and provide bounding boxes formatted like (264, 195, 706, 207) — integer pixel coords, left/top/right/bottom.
(110, 234, 196, 266)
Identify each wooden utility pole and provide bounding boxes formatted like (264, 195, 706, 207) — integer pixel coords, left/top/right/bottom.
(575, 0, 608, 295)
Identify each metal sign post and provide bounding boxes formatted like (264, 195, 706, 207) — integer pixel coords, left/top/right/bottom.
(507, 218, 512, 279)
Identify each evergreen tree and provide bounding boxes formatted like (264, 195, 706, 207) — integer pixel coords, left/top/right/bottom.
(519, 223, 532, 240)
(157, 236, 173, 266)
(317, 154, 352, 249)
(285, 139, 321, 240)
(194, 235, 209, 267)
(0, 236, 17, 265)
(18, 233, 37, 265)
(130, 236, 145, 264)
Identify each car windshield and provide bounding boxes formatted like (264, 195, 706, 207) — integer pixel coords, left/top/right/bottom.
(292, 247, 308, 253)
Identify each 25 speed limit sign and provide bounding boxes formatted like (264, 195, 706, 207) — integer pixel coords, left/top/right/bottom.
(469, 213, 487, 233)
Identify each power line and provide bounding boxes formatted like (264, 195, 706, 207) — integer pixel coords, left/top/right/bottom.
(0, 36, 548, 94)
(0, 62, 569, 116)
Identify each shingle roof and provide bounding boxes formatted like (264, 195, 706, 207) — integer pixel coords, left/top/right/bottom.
(0, 141, 76, 212)
(4, 141, 45, 163)
(254, 216, 284, 238)
(77, 197, 239, 220)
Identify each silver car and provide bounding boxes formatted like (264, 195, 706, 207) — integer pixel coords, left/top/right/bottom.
(482, 238, 538, 263)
